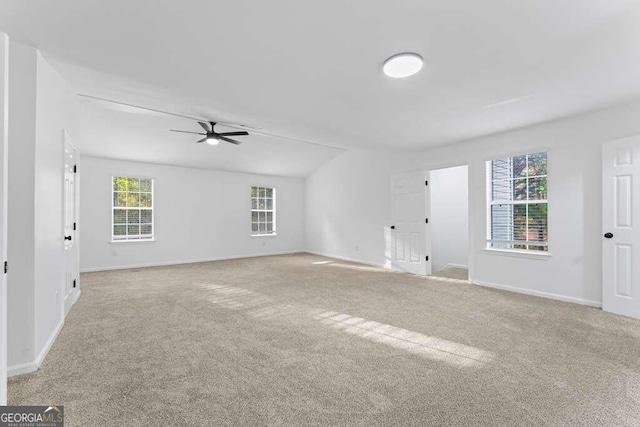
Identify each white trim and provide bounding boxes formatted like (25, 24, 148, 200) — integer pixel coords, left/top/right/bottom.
(64, 289, 81, 316)
(80, 250, 306, 273)
(442, 263, 469, 270)
(7, 361, 37, 377)
(482, 248, 552, 259)
(472, 279, 602, 308)
(109, 238, 156, 244)
(305, 251, 386, 269)
(8, 319, 64, 377)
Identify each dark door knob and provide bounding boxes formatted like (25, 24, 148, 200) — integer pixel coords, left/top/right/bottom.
(604, 232, 613, 239)
(64, 235, 72, 241)
(390, 225, 395, 230)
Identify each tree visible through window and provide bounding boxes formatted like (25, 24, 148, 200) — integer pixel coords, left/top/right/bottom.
(487, 152, 547, 251)
(251, 186, 276, 235)
(112, 176, 154, 241)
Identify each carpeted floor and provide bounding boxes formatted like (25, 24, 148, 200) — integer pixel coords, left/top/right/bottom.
(8, 253, 640, 426)
(432, 266, 469, 281)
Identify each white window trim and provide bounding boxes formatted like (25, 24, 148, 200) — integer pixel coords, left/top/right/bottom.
(251, 186, 277, 237)
(111, 175, 155, 242)
(483, 248, 552, 259)
(485, 151, 549, 254)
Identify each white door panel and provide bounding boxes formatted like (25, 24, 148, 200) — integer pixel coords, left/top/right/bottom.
(63, 132, 79, 315)
(390, 171, 428, 275)
(603, 135, 640, 319)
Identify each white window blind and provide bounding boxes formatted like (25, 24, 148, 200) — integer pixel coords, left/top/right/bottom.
(487, 152, 548, 252)
(251, 186, 276, 235)
(112, 176, 154, 241)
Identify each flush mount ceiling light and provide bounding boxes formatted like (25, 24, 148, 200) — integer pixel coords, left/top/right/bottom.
(383, 52, 423, 78)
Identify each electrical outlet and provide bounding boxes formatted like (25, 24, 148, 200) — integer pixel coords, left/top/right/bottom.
(355, 246, 360, 252)
(111, 250, 117, 257)
(261, 241, 266, 247)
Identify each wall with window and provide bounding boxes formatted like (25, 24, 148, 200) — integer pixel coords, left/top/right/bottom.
(80, 157, 305, 271)
(305, 100, 640, 306)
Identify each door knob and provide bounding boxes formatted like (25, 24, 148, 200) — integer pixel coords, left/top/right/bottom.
(64, 235, 72, 241)
(390, 225, 395, 230)
(604, 232, 613, 239)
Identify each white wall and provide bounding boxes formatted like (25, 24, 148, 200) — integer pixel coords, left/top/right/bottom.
(305, 100, 640, 307)
(418, 103, 640, 307)
(33, 51, 78, 357)
(7, 42, 36, 370)
(6, 43, 79, 375)
(430, 165, 468, 272)
(305, 149, 421, 266)
(80, 157, 305, 271)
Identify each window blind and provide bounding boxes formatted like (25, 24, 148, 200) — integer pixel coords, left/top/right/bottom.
(487, 152, 548, 251)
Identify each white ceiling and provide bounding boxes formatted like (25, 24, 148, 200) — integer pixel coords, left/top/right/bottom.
(75, 97, 342, 177)
(1, 0, 640, 154)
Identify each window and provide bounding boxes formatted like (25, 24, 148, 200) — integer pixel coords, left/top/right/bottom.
(487, 151, 547, 252)
(251, 186, 276, 236)
(112, 176, 154, 241)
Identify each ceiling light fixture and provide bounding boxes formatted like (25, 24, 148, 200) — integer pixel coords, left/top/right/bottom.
(206, 136, 219, 145)
(383, 53, 424, 78)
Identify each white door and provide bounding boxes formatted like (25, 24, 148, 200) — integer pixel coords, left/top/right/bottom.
(0, 32, 9, 405)
(603, 135, 640, 319)
(390, 171, 429, 275)
(63, 132, 78, 315)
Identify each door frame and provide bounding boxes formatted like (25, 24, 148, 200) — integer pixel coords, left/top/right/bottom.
(62, 130, 80, 317)
(425, 161, 473, 281)
(0, 32, 9, 405)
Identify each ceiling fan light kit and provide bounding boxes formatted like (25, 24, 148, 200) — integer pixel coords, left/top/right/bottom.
(169, 121, 249, 146)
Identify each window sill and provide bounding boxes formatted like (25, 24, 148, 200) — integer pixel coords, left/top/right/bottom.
(482, 248, 552, 260)
(251, 233, 277, 238)
(109, 238, 156, 244)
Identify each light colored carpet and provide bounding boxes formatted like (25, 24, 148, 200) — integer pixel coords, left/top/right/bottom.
(432, 266, 469, 281)
(8, 253, 640, 426)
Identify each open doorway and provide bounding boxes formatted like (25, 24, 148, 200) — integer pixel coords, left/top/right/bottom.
(428, 165, 469, 280)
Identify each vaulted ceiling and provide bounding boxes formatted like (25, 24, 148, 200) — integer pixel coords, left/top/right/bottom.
(2, 0, 640, 156)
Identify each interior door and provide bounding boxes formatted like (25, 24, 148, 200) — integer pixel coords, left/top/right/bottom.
(390, 171, 429, 275)
(603, 135, 640, 319)
(63, 132, 78, 315)
(0, 32, 9, 405)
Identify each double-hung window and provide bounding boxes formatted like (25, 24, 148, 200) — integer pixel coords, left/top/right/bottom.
(251, 186, 276, 236)
(487, 151, 548, 252)
(112, 176, 154, 241)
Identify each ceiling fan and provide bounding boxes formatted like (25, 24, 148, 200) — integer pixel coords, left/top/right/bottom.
(169, 121, 249, 145)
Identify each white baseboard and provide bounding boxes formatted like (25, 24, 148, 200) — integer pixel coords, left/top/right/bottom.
(80, 250, 306, 273)
(35, 319, 64, 367)
(8, 319, 64, 377)
(7, 361, 38, 377)
(443, 263, 469, 270)
(305, 251, 386, 269)
(472, 279, 602, 308)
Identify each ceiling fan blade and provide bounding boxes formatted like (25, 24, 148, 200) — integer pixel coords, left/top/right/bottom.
(196, 137, 207, 143)
(219, 136, 242, 145)
(170, 129, 206, 135)
(217, 131, 249, 136)
(198, 121, 211, 132)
